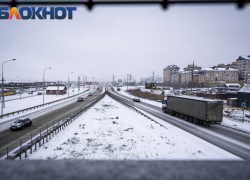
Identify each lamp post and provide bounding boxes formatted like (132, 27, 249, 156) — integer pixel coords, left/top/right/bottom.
(43, 67, 51, 105)
(1, 59, 16, 119)
(17, 76, 22, 100)
(68, 72, 73, 97)
(17, 76, 22, 82)
(78, 74, 82, 94)
(82, 75, 84, 90)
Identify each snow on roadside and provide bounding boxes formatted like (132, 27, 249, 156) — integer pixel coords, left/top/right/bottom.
(3, 87, 88, 114)
(0, 87, 91, 123)
(25, 95, 240, 160)
(117, 86, 162, 108)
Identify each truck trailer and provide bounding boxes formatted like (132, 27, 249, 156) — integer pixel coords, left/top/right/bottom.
(162, 95, 223, 124)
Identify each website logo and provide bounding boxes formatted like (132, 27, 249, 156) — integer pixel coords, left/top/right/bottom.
(0, 7, 77, 20)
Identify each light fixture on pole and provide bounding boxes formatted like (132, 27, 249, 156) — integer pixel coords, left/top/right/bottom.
(43, 67, 51, 105)
(1, 59, 16, 119)
(68, 72, 73, 97)
(17, 76, 22, 82)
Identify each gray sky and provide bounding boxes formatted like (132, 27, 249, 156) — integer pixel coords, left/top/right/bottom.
(1, 4, 250, 82)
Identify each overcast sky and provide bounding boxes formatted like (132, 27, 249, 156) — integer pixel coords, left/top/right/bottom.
(1, 3, 250, 82)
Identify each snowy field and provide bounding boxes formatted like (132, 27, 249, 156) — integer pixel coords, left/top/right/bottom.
(117, 86, 162, 108)
(25, 95, 240, 160)
(116, 86, 250, 133)
(0, 87, 92, 123)
(3, 87, 90, 113)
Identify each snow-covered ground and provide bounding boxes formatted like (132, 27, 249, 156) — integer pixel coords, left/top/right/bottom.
(222, 107, 250, 133)
(2, 87, 88, 114)
(116, 86, 162, 108)
(24, 95, 240, 160)
(115, 86, 250, 133)
(0, 87, 93, 123)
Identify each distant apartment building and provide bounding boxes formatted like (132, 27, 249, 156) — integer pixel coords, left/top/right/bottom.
(163, 65, 179, 85)
(236, 56, 250, 80)
(164, 62, 240, 88)
(199, 67, 239, 86)
(170, 70, 182, 85)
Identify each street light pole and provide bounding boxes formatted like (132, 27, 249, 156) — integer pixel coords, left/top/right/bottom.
(127, 74, 129, 91)
(78, 74, 82, 94)
(245, 56, 250, 83)
(68, 72, 73, 97)
(1, 59, 16, 119)
(17, 76, 22, 100)
(43, 67, 51, 105)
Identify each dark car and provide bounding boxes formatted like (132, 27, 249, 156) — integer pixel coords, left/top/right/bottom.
(77, 97, 83, 102)
(245, 114, 250, 118)
(88, 93, 92, 96)
(28, 91, 33, 94)
(133, 98, 140, 102)
(10, 118, 32, 130)
(37, 92, 42, 95)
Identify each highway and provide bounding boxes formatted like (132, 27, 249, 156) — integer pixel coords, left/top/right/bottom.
(0, 87, 104, 158)
(111, 89, 250, 160)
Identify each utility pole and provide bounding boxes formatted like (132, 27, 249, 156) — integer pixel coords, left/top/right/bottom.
(78, 76, 80, 94)
(127, 74, 129, 90)
(83, 76, 84, 90)
(152, 71, 154, 83)
(57, 80, 59, 96)
(191, 61, 194, 94)
(130, 73, 131, 85)
(246, 56, 250, 83)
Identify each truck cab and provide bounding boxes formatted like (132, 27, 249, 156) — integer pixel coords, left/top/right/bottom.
(162, 97, 167, 110)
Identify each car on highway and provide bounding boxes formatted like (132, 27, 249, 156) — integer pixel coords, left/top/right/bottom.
(132, 98, 140, 102)
(28, 91, 33, 94)
(16, 90, 23, 94)
(88, 93, 92, 96)
(37, 92, 42, 95)
(245, 114, 250, 118)
(77, 97, 84, 102)
(10, 118, 32, 130)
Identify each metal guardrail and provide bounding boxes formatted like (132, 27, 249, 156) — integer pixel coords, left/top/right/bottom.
(0, 89, 90, 119)
(0, 91, 106, 159)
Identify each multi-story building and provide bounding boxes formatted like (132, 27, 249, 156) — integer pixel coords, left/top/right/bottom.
(199, 67, 239, 86)
(236, 56, 250, 80)
(170, 70, 182, 85)
(163, 65, 179, 85)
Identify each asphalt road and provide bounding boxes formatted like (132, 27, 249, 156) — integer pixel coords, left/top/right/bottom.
(112, 90, 250, 160)
(0, 88, 103, 158)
